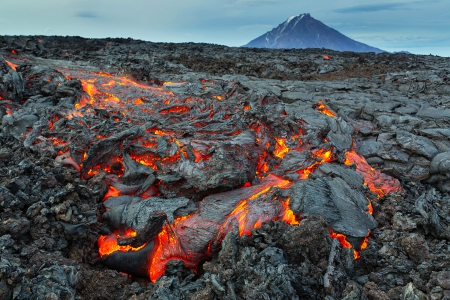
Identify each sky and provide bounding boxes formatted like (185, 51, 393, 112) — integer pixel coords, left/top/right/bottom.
(0, 0, 449, 56)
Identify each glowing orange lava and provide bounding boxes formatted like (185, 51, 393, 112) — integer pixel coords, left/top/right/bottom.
(273, 138, 289, 159)
(104, 186, 121, 200)
(329, 229, 361, 260)
(297, 148, 334, 179)
(98, 230, 146, 257)
(4, 60, 18, 71)
(154, 129, 166, 135)
(360, 236, 369, 250)
(66, 111, 84, 119)
(329, 230, 352, 248)
(148, 222, 197, 282)
(281, 198, 300, 225)
(133, 98, 144, 105)
(160, 106, 190, 114)
(367, 201, 373, 214)
(163, 81, 186, 86)
(221, 178, 293, 237)
(97, 176, 296, 282)
(344, 150, 402, 197)
(317, 100, 336, 117)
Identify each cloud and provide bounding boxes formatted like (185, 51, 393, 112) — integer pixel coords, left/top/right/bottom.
(334, 3, 406, 13)
(74, 11, 99, 18)
(334, 1, 436, 13)
(349, 32, 450, 52)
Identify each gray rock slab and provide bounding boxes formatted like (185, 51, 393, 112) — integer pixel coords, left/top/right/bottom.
(396, 131, 439, 159)
(417, 128, 450, 140)
(326, 117, 354, 152)
(430, 151, 450, 175)
(290, 177, 376, 237)
(281, 91, 313, 102)
(416, 106, 450, 120)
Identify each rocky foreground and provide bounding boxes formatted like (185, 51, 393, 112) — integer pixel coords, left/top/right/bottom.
(1, 36, 450, 300)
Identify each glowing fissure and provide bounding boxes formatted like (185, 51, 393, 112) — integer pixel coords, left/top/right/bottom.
(104, 186, 121, 200)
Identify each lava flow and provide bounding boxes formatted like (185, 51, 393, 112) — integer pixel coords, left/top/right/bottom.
(13, 64, 403, 282)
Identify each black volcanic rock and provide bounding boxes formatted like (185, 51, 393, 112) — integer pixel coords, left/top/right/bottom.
(244, 13, 384, 53)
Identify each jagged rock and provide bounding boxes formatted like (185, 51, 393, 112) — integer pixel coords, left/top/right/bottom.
(15, 265, 79, 300)
(403, 282, 428, 300)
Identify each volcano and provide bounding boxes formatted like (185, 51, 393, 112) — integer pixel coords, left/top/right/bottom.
(244, 13, 385, 53)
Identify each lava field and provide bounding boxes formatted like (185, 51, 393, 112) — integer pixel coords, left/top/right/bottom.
(0, 36, 450, 300)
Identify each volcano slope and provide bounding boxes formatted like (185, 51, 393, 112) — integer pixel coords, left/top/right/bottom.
(1, 36, 450, 300)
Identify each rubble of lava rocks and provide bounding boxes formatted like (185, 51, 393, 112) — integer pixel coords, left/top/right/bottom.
(0, 35, 450, 300)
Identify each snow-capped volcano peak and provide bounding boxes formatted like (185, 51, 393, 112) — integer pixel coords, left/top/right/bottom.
(285, 14, 300, 24)
(244, 13, 384, 53)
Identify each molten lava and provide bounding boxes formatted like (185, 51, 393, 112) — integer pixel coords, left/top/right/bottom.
(146, 177, 296, 282)
(4, 60, 18, 71)
(344, 150, 402, 197)
(274, 138, 289, 159)
(104, 186, 121, 200)
(317, 100, 336, 117)
(281, 198, 300, 225)
(98, 230, 146, 257)
(297, 148, 334, 179)
(329, 229, 352, 248)
(329, 229, 360, 260)
(225, 178, 292, 236)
